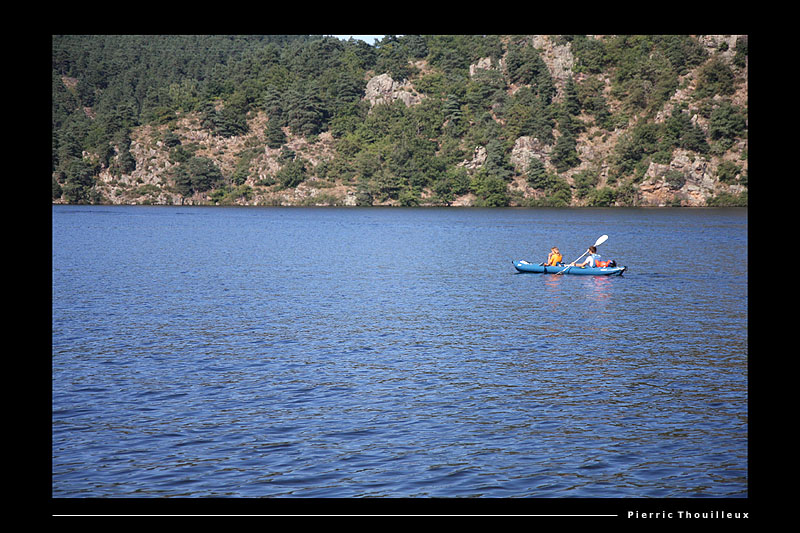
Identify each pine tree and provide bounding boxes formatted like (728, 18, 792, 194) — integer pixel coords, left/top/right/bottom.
(563, 77, 581, 116)
(552, 134, 581, 172)
(266, 118, 287, 149)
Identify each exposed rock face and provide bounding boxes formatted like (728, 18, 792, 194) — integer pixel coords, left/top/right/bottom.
(458, 145, 487, 172)
(530, 35, 575, 99)
(697, 35, 743, 59)
(639, 149, 745, 206)
(364, 73, 423, 108)
(510, 136, 553, 173)
(469, 57, 499, 77)
(88, 110, 346, 206)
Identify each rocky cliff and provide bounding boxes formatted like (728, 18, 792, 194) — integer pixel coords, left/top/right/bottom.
(55, 35, 747, 207)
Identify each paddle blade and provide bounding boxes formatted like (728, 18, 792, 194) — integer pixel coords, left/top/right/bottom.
(594, 234, 608, 247)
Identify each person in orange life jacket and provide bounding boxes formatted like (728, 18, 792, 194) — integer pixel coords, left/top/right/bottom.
(544, 246, 563, 266)
(570, 245, 600, 267)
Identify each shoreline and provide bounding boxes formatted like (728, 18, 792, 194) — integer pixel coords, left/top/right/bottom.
(52, 202, 748, 209)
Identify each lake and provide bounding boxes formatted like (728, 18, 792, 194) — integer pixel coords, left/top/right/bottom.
(51, 205, 747, 504)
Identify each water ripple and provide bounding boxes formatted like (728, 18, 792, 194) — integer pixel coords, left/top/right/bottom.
(52, 206, 747, 498)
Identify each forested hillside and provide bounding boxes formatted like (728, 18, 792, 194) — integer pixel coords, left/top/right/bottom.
(52, 35, 748, 207)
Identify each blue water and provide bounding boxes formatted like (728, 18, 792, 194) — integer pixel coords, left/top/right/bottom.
(52, 206, 747, 499)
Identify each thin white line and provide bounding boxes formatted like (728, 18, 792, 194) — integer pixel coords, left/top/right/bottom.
(54, 514, 620, 518)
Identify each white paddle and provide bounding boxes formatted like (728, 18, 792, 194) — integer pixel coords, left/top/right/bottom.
(556, 234, 608, 275)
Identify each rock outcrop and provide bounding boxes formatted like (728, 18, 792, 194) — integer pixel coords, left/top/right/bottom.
(639, 149, 746, 206)
(364, 73, 423, 108)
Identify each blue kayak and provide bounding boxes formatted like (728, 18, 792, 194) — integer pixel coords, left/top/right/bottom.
(512, 260, 627, 276)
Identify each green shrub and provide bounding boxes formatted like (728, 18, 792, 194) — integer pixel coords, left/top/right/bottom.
(716, 160, 742, 184)
(664, 169, 686, 190)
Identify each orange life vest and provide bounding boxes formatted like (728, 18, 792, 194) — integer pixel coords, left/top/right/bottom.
(545, 253, 562, 266)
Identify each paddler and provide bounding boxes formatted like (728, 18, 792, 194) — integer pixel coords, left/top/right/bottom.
(544, 246, 563, 266)
(570, 246, 599, 268)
